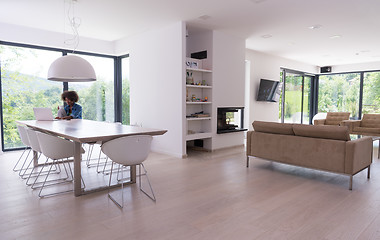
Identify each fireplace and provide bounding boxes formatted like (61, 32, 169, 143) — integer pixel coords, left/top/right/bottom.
(217, 107, 247, 134)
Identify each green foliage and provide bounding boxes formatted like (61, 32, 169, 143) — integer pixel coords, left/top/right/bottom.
(1, 72, 61, 148)
(281, 72, 377, 123)
(283, 75, 305, 123)
(76, 80, 114, 121)
(122, 77, 130, 125)
(362, 72, 380, 114)
(318, 73, 360, 118)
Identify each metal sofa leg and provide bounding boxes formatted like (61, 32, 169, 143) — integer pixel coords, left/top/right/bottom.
(349, 176, 353, 190)
(368, 165, 371, 179)
(246, 156, 249, 168)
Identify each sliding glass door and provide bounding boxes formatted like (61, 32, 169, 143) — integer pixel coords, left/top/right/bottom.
(280, 70, 313, 124)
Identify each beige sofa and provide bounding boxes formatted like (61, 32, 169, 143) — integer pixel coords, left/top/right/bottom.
(341, 114, 380, 136)
(246, 121, 373, 190)
(314, 112, 350, 125)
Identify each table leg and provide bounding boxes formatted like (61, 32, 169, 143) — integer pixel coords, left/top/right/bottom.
(131, 165, 136, 183)
(74, 142, 82, 197)
(33, 150, 38, 167)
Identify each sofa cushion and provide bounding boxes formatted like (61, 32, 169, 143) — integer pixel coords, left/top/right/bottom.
(252, 121, 294, 135)
(353, 127, 380, 134)
(325, 112, 350, 125)
(293, 124, 350, 141)
(361, 114, 380, 128)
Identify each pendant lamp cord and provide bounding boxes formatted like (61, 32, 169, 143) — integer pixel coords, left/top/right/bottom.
(64, 0, 80, 53)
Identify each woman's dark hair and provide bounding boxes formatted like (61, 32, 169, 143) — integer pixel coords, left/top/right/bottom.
(61, 90, 79, 102)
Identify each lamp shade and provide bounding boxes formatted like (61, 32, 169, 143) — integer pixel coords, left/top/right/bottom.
(47, 55, 96, 82)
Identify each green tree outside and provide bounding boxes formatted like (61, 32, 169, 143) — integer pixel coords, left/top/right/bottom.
(318, 73, 360, 119)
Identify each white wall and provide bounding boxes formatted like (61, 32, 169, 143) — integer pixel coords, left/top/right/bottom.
(0, 22, 115, 55)
(117, 22, 185, 158)
(245, 49, 318, 130)
(212, 31, 246, 150)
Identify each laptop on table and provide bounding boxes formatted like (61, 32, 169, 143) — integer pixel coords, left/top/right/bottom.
(33, 107, 55, 121)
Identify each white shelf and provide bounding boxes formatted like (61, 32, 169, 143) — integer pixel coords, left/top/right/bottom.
(186, 132, 212, 141)
(186, 102, 212, 104)
(187, 117, 211, 121)
(186, 68, 212, 73)
(186, 84, 212, 89)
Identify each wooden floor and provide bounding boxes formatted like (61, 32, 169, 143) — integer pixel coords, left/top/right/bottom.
(1, 145, 380, 240)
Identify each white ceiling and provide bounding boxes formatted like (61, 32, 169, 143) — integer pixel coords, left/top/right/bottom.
(1, 0, 380, 66)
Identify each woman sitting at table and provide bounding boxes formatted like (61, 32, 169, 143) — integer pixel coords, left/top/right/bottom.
(56, 90, 82, 120)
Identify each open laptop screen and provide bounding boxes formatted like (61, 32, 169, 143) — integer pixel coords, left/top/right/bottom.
(33, 108, 54, 121)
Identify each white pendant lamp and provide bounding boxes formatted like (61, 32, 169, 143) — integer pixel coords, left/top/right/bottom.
(48, 0, 96, 82)
(48, 55, 96, 82)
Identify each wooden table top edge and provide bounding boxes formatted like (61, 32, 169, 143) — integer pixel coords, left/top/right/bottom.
(16, 120, 168, 143)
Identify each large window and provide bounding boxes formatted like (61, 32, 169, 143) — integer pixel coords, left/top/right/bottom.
(318, 73, 360, 119)
(0, 42, 129, 151)
(68, 53, 115, 122)
(363, 71, 380, 115)
(280, 68, 377, 125)
(0, 45, 62, 149)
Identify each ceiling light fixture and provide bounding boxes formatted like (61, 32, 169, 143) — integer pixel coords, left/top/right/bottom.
(198, 15, 211, 20)
(329, 35, 342, 39)
(308, 25, 322, 30)
(47, 0, 96, 82)
(250, 0, 267, 4)
(261, 34, 273, 39)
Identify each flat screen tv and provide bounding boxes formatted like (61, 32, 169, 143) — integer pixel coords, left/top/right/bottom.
(257, 79, 282, 102)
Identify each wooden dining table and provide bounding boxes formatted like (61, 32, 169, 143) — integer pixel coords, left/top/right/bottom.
(16, 119, 167, 196)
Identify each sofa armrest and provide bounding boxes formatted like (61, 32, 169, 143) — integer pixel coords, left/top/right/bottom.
(341, 120, 361, 133)
(314, 119, 326, 125)
(345, 137, 373, 174)
(246, 131, 253, 156)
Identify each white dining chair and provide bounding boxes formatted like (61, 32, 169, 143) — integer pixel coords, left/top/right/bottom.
(23, 128, 43, 183)
(35, 131, 80, 197)
(18, 128, 45, 180)
(101, 135, 155, 208)
(13, 125, 32, 173)
(24, 128, 65, 188)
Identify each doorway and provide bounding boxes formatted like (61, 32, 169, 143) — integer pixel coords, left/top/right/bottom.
(280, 69, 314, 124)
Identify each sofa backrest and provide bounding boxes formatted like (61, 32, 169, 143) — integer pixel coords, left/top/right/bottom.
(325, 112, 350, 125)
(293, 124, 350, 141)
(361, 114, 380, 128)
(252, 121, 294, 135)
